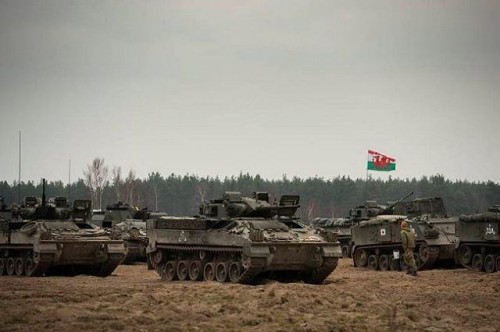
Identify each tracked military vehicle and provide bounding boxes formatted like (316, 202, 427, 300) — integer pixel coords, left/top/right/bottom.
(147, 191, 341, 284)
(0, 197, 15, 221)
(350, 193, 457, 271)
(394, 197, 458, 267)
(311, 199, 397, 259)
(92, 202, 149, 264)
(455, 205, 500, 273)
(311, 217, 353, 257)
(312, 194, 414, 260)
(352, 215, 414, 271)
(0, 179, 125, 277)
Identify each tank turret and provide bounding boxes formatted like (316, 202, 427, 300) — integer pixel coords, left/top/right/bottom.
(393, 196, 447, 218)
(349, 192, 414, 221)
(200, 191, 300, 219)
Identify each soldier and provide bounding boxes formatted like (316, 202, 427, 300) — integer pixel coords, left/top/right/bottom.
(400, 220, 417, 276)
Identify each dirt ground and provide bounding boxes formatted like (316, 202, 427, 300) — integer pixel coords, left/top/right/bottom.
(0, 259, 499, 332)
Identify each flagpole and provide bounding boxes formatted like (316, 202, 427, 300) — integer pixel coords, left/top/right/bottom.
(365, 166, 369, 202)
(18, 130, 22, 205)
(68, 159, 71, 201)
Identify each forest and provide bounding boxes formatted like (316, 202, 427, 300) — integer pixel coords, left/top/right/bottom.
(1, 158, 499, 221)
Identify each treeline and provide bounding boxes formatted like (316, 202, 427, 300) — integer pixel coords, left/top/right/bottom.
(1, 173, 500, 221)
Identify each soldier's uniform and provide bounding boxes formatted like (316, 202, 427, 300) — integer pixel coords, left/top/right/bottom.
(400, 221, 417, 276)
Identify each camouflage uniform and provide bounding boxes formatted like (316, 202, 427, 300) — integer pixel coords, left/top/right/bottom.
(400, 223, 417, 276)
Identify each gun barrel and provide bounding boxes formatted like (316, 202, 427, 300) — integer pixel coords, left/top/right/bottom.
(384, 192, 414, 213)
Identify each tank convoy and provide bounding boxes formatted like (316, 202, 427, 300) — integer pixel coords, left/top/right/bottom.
(146, 191, 342, 284)
(455, 205, 500, 273)
(91, 201, 149, 264)
(0, 180, 125, 277)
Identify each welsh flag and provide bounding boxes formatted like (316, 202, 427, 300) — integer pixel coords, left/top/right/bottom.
(367, 150, 396, 171)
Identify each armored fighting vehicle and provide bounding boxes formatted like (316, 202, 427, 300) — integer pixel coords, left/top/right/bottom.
(350, 194, 456, 271)
(0, 197, 14, 221)
(91, 209, 105, 225)
(311, 217, 353, 257)
(92, 201, 149, 264)
(0, 180, 125, 276)
(147, 191, 342, 284)
(455, 205, 500, 273)
(312, 194, 414, 259)
(394, 197, 457, 266)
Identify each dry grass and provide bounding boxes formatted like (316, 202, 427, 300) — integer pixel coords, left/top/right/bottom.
(0, 260, 499, 331)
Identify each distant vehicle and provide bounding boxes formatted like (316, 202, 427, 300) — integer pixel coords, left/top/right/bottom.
(0, 179, 125, 277)
(147, 191, 342, 284)
(91, 201, 150, 264)
(311, 217, 353, 257)
(91, 209, 105, 225)
(0, 197, 15, 221)
(455, 205, 500, 273)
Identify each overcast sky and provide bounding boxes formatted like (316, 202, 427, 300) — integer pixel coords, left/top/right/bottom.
(1, 0, 499, 184)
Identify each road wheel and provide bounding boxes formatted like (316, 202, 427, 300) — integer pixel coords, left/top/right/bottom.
(472, 254, 484, 272)
(458, 246, 473, 266)
(6, 257, 15, 276)
(203, 263, 215, 281)
(419, 244, 437, 264)
(389, 256, 400, 271)
(379, 255, 389, 271)
(176, 261, 189, 281)
(400, 258, 408, 272)
(228, 262, 242, 283)
(15, 257, 24, 276)
(162, 261, 178, 281)
(0, 258, 4, 275)
(354, 249, 368, 267)
(153, 250, 164, 265)
(484, 255, 496, 273)
(414, 253, 422, 270)
(367, 255, 379, 270)
(189, 261, 203, 281)
(496, 256, 500, 273)
(25, 258, 35, 277)
(341, 246, 349, 258)
(215, 262, 228, 282)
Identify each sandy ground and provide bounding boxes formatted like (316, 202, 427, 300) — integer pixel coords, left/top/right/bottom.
(0, 259, 499, 332)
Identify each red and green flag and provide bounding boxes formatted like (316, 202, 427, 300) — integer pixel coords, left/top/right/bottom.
(367, 150, 396, 171)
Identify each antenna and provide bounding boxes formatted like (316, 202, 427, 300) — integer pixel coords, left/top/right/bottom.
(68, 159, 71, 201)
(18, 130, 21, 204)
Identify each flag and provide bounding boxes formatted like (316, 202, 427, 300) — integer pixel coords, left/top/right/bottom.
(367, 150, 396, 171)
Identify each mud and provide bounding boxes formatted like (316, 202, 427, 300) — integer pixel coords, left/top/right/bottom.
(0, 259, 499, 332)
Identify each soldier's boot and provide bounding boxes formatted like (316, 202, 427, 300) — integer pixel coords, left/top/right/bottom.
(405, 267, 411, 275)
(410, 268, 418, 276)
